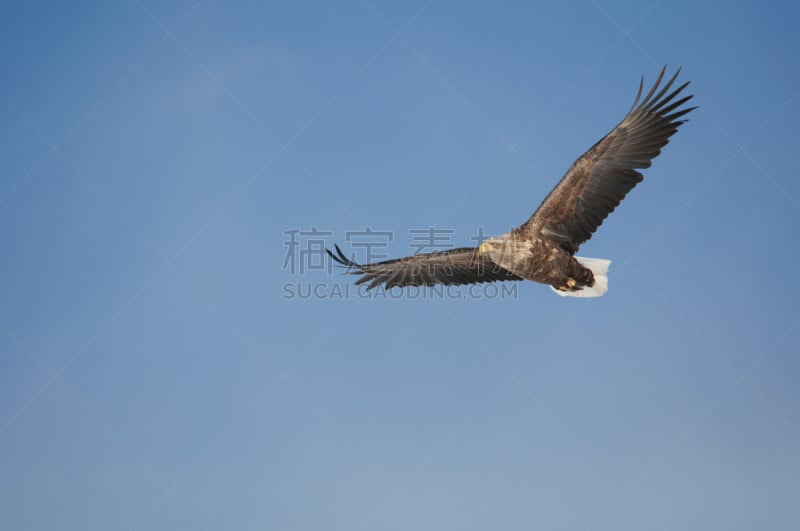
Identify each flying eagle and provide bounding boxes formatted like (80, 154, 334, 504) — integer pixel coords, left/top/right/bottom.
(328, 67, 694, 297)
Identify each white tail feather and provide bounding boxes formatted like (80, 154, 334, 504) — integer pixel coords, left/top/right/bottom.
(549, 257, 611, 298)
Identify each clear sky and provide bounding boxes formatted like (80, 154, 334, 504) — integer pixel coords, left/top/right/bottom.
(2, 1, 799, 530)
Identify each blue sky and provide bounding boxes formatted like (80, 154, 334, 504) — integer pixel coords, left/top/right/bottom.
(1, 1, 799, 530)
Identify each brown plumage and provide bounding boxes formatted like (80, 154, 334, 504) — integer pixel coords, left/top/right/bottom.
(326, 245, 521, 290)
(328, 67, 695, 297)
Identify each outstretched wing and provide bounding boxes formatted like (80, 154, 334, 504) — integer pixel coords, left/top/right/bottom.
(523, 66, 695, 253)
(327, 244, 521, 290)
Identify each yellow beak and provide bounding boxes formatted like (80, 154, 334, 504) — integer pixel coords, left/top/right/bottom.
(478, 242, 490, 254)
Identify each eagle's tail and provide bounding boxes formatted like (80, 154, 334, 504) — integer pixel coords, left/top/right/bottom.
(550, 257, 611, 298)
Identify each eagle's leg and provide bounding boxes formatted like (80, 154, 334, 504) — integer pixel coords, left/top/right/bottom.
(546, 251, 599, 291)
(555, 277, 577, 291)
(558, 268, 595, 291)
(554, 277, 577, 291)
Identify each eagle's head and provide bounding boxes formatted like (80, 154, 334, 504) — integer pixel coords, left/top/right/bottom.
(477, 239, 500, 255)
(478, 234, 516, 266)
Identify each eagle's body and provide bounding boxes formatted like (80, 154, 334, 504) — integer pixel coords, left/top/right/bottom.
(328, 67, 695, 297)
(481, 233, 597, 292)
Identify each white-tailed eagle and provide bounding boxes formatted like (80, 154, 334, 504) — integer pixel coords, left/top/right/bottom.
(328, 67, 695, 297)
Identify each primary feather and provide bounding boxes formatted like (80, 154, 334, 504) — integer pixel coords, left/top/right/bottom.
(522, 67, 695, 254)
